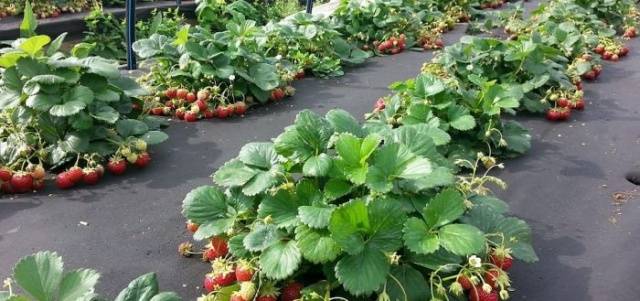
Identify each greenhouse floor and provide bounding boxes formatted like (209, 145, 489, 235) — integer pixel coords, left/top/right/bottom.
(2, 2, 640, 301)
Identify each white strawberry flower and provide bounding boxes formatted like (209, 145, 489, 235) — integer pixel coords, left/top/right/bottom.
(468, 255, 482, 268)
(275, 54, 282, 60)
(229, 74, 235, 81)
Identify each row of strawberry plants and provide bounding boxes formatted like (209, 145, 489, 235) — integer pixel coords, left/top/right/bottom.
(130, 0, 471, 123)
(176, 1, 639, 301)
(0, 4, 169, 194)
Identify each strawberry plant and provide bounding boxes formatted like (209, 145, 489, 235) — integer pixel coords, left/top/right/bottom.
(83, 6, 186, 61)
(133, 16, 298, 121)
(181, 108, 537, 300)
(0, 8, 168, 193)
(365, 73, 531, 160)
(263, 12, 369, 78)
(332, 0, 422, 50)
(0, 251, 181, 301)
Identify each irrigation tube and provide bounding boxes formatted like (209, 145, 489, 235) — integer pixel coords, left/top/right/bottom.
(306, 0, 313, 14)
(125, 0, 137, 70)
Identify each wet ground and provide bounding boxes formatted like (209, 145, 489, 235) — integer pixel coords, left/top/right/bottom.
(2, 1, 640, 300)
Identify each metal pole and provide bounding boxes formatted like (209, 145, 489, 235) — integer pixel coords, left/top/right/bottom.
(305, 0, 313, 14)
(126, 0, 137, 70)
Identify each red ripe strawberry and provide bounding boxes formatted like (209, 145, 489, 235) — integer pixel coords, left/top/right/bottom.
(620, 46, 630, 57)
(186, 221, 199, 233)
(435, 39, 444, 48)
(107, 159, 127, 175)
(203, 248, 218, 261)
(211, 236, 229, 257)
(67, 167, 84, 184)
(195, 100, 208, 111)
(204, 109, 216, 119)
(56, 172, 75, 189)
(150, 107, 164, 115)
(175, 109, 186, 120)
(558, 107, 571, 121)
(457, 275, 473, 290)
(611, 53, 619, 62)
(469, 286, 498, 301)
(0, 168, 12, 182)
(32, 179, 45, 191)
(83, 169, 101, 185)
(490, 253, 513, 270)
(197, 90, 210, 101)
(546, 108, 561, 121)
(556, 97, 569, 108)
(575, 81, 583, 90)
(294, 71, 305, 80)
(582, 70, 596, 81)
(235, 262, 254, 281)
(211, 271, 236, 289)
(184, 111, 199, 122)
(281, 282, 303, 301)
(257, 296, 277, 301)
(203, 274, 216, 293)
(216, 106, 230, 119)
(484, 269, 501, 288)
(176, 88, 189, 100)
(186, 92, 197, 103)
(135, 152, 151, 168)
(572, 98, 585, 110)
(234, 102, 247, 115)
(11, 173, 33, 193)
(594, 44, 605, 54)
(602, 51, 612, 60)
(270, 88, 285, 101)
(165, 88, 177, 99)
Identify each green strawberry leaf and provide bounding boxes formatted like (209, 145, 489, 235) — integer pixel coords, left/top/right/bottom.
(334, 133, 380, 185)
(13, 251, 64, 301)
(334, 246, 389, 296)
(438, 224, 485, 256)
(274, 110, 333, 162)
(295, 225, 342, 264)
(58, 269, 100, 301)
(403, 217, 440, 255)
(385, 264, 430, 301)
(259, 240, 301, 280)
(423, 188, 466, 229)
(114, 273, 159, 301)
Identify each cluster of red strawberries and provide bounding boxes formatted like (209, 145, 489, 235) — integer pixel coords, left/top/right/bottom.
(151, 86, 295, 122)
(150, 88, 246, 122)
(593, 43, 630, 62)
(0, 142, 152, 193)
(479, 0, 506, 10)
(182, 222, 303, 301)
(375, 35, 407, 55)
(0, 165, 46, 194)
(546, 90, 585, 122)
(418, 34, 445, 50)
(455, 250, 513, 301)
